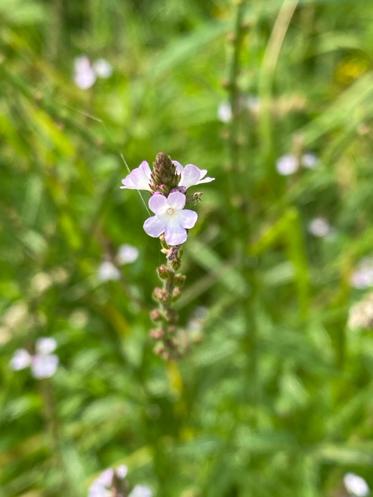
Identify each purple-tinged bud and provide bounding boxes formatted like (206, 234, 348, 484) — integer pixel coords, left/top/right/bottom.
(172, 287, 182, 300)
(150, 328, 164, 339)
(150, 309, 162, 321)
(157, 265, 170, 279)
(152, 287, 168, 302)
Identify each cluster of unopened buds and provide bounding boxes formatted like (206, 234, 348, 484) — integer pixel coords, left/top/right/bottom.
(120, 152, 214, 359)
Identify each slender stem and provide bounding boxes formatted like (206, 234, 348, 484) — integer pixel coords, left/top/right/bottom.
(227, 0, 248, 179)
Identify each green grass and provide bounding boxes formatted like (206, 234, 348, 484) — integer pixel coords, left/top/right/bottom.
(1, 1, 373, 496)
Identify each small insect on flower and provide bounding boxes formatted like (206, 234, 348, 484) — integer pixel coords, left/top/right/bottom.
(143, 192, 198, 246)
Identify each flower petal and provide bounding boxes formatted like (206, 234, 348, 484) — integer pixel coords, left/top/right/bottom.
(167, 191, 186, 210)
(149, 193, 167, 214)
(179, 209, 198, 229)
(197, 175, 215, 184)
(172, 160, 183, 175)
(120, 161, 151, 191)
(178, 165, 203, 189)
(31, 354, 59, 379)
(143, 216, 166, 238)
(164, 225, 187, 246)
(10, 349, 32, 370)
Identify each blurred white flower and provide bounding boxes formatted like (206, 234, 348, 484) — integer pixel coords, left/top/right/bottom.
(98, 261, 121, 282)
(129, 485, 153, 497)
(88, 465, 128, 497)
(11, 338, 59, 379)
(348, 292, 373, 330)
(117, 244, 139, 265)
(36, 337, 57, 355)
(308, 217, 331, 238)
(343, 473, 370, 497)
(302, 152, 318, 169)
(93, 59, 113, 79)
(217, 102, 232, 123)
(10, 349, 32, 370)
(116, 465, 128, 479)
(31, 354, 59, 379)
(351, 258, 373, 289)
(276, 154, 299, 176)
(74, 56, 96, 90)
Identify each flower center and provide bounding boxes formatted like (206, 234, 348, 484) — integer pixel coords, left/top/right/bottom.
(166, 207, 175, 216)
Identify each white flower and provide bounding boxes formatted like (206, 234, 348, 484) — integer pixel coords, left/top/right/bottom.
(302, 152, 318, 169)
(117, 244, 139, 265)
(93, 59, 112, 79)
(172, 161, 215, 189)
(10, 349, 32, 370)
(351, 258, 373, 289)
(116, 465, 128, 479)
(88, 466, 128, 497)
(31, 354, 59, 379)
(97, 261, 121, 282)
(129, 485, 153, 497)
(308, 217, 331, 238)
(120, 160, 214, 192)
(276, 154, 299, 176)
(143, 192, 198, 246)
(217, 102, 232, 123)
(11, 340, 59, 379)
(120, 161, 152, 191)
(73, 56, 96, 90)
(344, 473, 370, 497)
(36, 337, 57, 355)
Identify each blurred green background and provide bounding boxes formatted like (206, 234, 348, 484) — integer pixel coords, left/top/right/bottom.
(1, 0, 373, 496)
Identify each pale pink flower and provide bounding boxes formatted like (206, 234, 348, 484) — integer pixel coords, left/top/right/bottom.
(172, 161, 215, 190)
(73, 56, 96, 90)
(120, 161, 152, 191)
(143, 192, 197, 246)
(120, 160, 214, 192)
(31, 354, 59, 379)
(10, 349, 32, 370)
(308, 217, 331, 238)
(343, 473, 369, 497)
(276, 154, 299, 176)
(129, 485, 153, 497)
(97, 261, 121, 282)
(11, 338, 59, 379)
(117, 244, 139, 265)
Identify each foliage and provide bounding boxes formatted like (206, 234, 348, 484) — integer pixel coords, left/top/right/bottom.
(1, 0, 373, 496)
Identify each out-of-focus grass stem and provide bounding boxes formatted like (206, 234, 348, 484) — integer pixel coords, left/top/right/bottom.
(226, 0, 248, 199)
(258, 0, 299, 186)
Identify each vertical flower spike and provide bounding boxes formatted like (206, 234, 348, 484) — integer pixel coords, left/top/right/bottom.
(120, 152, 214, 360)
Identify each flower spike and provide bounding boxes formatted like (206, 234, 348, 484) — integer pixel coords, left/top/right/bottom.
(120, 152, 214, 360)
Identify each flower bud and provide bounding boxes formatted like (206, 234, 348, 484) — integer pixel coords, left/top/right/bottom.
(157, 265, 169, 279)
(172, 287, 182, 300)
(150, 309, 162, 321)
(174, 273, 186, 286)
(150, 328, 164, 339)
(152, 287, 168, 302)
